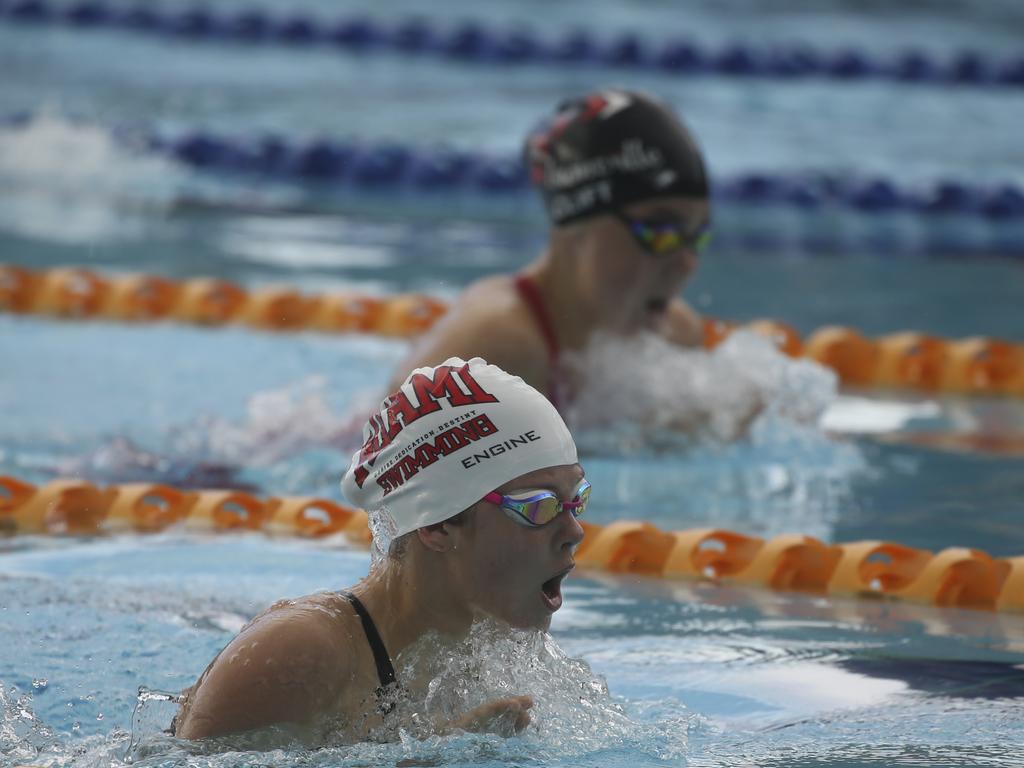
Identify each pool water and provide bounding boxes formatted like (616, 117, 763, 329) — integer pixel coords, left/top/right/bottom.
(3, 534, 1024, 767)
(2, 1, 1024, 766)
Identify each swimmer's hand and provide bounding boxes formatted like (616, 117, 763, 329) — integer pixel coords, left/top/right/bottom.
(448, 695, 533, 737)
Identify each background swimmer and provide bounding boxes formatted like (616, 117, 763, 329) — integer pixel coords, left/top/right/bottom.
(389, 88, 712, 415)
(173, 358, 588, 744)
(50, 90, 741, 493)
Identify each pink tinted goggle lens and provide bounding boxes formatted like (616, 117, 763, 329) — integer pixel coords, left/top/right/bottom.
(484, 479, 592, 527)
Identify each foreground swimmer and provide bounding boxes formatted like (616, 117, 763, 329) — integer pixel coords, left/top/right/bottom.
(389, 88, 711, 411)
(174, 357, 587, 743)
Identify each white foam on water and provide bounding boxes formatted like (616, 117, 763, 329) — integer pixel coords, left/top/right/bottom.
(163, 375, 381, 474)
(566, 329, 838, 445)
(821, 395, 943, 434)
(0, 110, 182, 244)
(218, 230, 399, 270)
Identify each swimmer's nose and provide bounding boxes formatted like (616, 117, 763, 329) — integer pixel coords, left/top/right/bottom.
(673, 248, 699, 275)
(556, 507, 586, 550)
(660, 248, 698, 288)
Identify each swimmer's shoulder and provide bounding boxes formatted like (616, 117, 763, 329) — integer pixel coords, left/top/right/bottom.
(175, 592, 359, 740)
(387, 275, 551, 393)
(432, 274, 539, 334)
(457, 274, 550, 338)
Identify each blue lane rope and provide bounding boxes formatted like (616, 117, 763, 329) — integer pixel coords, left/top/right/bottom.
(2, 0, 1023, 89)
(142, 128, 1024, 221)
(1, 111, 1022, 223)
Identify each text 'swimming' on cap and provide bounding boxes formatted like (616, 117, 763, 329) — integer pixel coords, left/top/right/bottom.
(342, 357, 578, 538)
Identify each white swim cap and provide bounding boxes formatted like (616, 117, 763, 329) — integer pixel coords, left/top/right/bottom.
(342, 357, 578, 538)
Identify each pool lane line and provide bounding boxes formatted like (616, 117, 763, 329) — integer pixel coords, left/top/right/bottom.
(2, 2, 1023, 90)
(1, 474, 1023, 615)
(2, 264, 1022, 399)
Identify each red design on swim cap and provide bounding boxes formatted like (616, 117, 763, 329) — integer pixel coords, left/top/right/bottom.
(578, 94, 609, 123)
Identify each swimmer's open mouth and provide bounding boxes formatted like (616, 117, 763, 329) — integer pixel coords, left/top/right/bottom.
(541, 565, 574, 612)
(646, 298, 669, 314)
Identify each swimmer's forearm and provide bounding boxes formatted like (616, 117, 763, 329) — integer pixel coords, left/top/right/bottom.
(442, 695, 534, 737)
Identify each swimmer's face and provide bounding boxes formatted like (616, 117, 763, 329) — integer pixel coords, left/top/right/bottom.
(452, 463, 585, 631)
(578, 196, 710, 333)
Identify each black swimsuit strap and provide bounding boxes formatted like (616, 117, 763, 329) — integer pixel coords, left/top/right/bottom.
(340, 590, 397, 690)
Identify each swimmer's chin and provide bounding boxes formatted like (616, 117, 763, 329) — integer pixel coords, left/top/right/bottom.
(476, 609, 553, 633)
(620, 298, 670, 333)
(494, 613, 553, 632)
(646, 297, 670, 315)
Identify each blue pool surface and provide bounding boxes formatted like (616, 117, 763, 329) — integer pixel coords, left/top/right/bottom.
(3, 534, 1024, 767)
(2, 1, 1024, 766)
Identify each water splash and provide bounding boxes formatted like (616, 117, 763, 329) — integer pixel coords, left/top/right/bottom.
(1, 620, 692, 767)
(565, 330, 866, 539)
(566, 329, 837, 445)
(173, 376, 360, 467)
(0, 110, 173, 193)
(58, 435, 258, 491)
(366, 505, 400, 567)
(60, 376, 372, 492)
(0, 684, 62, 766)
(0, 110, 181, 244)
(383, 620, 693, 763)
(127, 687, 181, 758)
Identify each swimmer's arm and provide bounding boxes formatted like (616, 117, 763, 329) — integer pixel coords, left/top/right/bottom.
(175, 611, 349, 740)
(444, 695, 534, 737)
(661, 298, 704, 348)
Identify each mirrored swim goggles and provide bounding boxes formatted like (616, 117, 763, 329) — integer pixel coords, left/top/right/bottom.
(482, 478, 592, 528)
(615, 211, 713, 256)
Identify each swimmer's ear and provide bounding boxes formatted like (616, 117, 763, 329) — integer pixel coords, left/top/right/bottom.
(416, 521, 455, 553)
(417, 506, 474, 552)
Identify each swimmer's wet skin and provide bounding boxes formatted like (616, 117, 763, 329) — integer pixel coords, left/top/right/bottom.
(173, 358, 586, 745)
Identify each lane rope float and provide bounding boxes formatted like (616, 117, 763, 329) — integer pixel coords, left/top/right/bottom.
(1, 474, 1021, 614)
(3, 264, 1022, 398)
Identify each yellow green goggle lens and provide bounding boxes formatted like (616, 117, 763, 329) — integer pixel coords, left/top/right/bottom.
(618, 213, 713, 256)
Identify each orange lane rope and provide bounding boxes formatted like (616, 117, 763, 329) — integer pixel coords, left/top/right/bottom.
(0, 265, 448, 337)
(2, 264, 1022, 397)
(2, 475, 1022, 614)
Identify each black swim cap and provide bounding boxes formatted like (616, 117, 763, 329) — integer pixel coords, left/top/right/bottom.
(525, 89, 709, 226)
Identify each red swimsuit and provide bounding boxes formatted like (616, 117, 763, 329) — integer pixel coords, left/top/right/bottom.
(513, 274, 568, 412)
